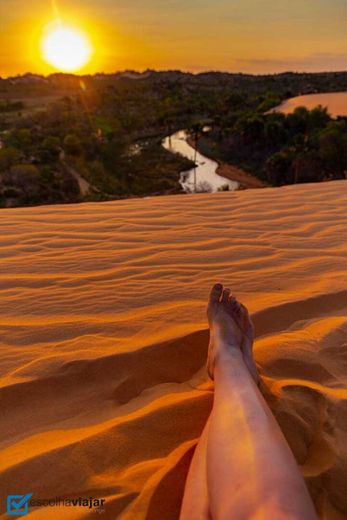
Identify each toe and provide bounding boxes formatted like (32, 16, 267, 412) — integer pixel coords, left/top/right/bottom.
(209, 283, 223, 305)
(234, 301, 242, 314)
(221, 288, 231, 303)
(229, 295, 240, 310)
(239, 302, 250, 321)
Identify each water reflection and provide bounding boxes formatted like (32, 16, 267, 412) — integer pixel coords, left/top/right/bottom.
(162, 130, 239, 193)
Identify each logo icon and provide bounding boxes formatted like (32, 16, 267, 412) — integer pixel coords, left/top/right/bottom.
(7, 494, 33, 516)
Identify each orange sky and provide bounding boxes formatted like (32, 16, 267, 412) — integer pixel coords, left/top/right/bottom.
(0, 0, 346, 77)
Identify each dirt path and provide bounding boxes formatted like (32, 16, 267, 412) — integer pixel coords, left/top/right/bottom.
(186, 136, 265, 189)
(66, 164, 93, 197)
(216, 161, 265, 189)
(59, 150, 95, 197)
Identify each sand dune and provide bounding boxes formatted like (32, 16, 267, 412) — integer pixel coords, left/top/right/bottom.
(0, 180, 346, 519)
(272, 92, 347, 117)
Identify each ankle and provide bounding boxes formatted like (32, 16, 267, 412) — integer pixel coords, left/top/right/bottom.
(210, 328, 242, 349)
(214, 344, 243, 365)
(213, 347, 250, 379)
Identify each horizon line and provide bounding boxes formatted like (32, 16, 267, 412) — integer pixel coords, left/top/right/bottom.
(1, 68, 347, 81)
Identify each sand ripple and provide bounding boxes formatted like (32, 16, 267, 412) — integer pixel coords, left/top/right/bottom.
(0, 181, 346, 519)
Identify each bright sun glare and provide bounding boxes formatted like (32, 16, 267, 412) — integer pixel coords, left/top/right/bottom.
(41, 23, 92, 72)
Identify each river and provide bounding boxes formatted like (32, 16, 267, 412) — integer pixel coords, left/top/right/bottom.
(162, 130, 239, 193)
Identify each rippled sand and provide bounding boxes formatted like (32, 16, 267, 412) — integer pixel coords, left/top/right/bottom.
(0, 181, 346, 519)
(273, 92, 347, 117)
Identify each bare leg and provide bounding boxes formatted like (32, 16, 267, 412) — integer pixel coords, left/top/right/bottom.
(181, 284, 317, 520)
(180, 418, 211, 520)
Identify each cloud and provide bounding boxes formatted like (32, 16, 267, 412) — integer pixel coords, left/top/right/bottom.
(233, 53, 347, 73)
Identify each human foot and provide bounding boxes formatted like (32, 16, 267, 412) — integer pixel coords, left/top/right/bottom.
(207, 283, 259, 384)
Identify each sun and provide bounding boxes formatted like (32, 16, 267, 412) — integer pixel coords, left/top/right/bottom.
(41, 22, 92, 72)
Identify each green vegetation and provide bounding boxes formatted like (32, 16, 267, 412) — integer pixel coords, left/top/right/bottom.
(0, 85, 194, 207)
(0, 99, 24, 112)
(199, 106, 347, 185)
(0, 70, 346, 207)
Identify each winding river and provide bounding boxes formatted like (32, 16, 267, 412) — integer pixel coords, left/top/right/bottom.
(162, 130, 239, 193)
(163, 92, 347, 193)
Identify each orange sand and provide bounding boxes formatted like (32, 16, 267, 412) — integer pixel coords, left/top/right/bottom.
(0, 181, 346, 519)
(272, 92, 347, 117)
(216, 161, 265, 189)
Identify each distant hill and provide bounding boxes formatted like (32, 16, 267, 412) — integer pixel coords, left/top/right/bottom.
(1, 70, 347, 97)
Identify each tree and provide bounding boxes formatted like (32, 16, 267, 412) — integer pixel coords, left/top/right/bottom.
(41, 136, 61, 161)
(16, 128, 32, 148)
(8, 164, 40, 189)
(265, 150, 293, 186)
(264, 115, 286, 146)
(319, 123, 347, 180)
(286, 106, 310, 136)
(234, 114, 265, 143)
(308, 106, 331, 131)
(0, 147, 21, 171)
(226, 92, 246, 110)
(2, 164, 41, 204)
(291, 150, 323, 184)
(289, 133, 310, 183)
(63, 134, 81, 156)
(257, 91, 282, 113)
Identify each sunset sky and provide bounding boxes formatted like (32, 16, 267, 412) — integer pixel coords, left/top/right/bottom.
(0, 0, 346, 77)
